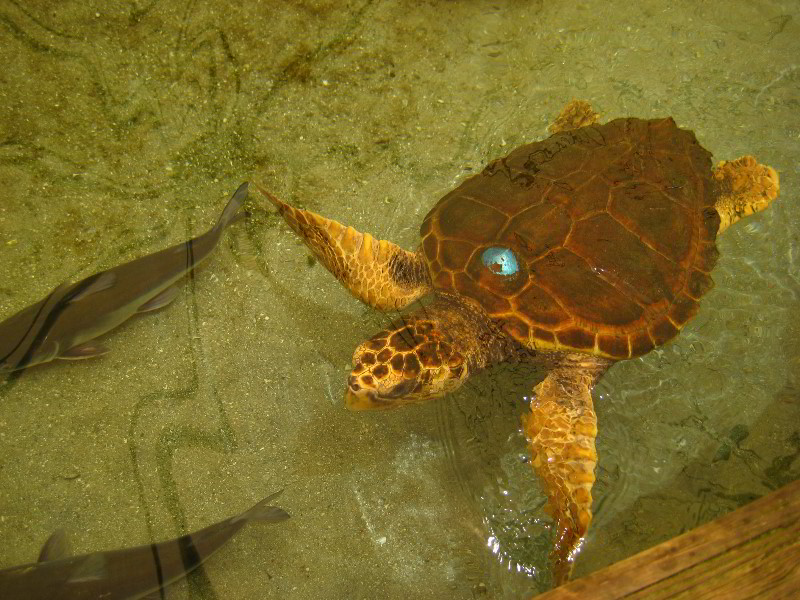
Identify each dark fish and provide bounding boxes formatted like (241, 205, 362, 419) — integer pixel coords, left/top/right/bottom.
(0, 490, 290, 600)
(0, 183, 250, 374)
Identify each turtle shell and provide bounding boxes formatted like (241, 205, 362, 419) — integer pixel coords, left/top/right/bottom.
(419, 117, 721, 359)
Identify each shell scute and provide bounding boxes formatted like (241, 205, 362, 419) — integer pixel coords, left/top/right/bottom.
(499, 315, 530, 342)
(532, 327, 557, 346)
(478, 159, 553, 215)
(422, 233, 438, 261)
(438, 239, 475, 271)
(668, 293, 700, 325)
(650, 317, 680, 346)
(453, 272, 511, 314)
(629, 331, 655, 356)
(609, 182, 693, 264)
(513, 283, 569, 326)
(436, 195, 506, 240)
(531, 248, 644, 327)
(499, 202, 572, 262)
(561, 176, 611, 220)
(687, 269, 714, 299)
(556, 327, 596, 350)
(566, 213, 681, 307)
(597, 334, 630, 359)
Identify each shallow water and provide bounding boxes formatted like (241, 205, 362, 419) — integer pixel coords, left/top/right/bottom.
(0, 1, 798, 598)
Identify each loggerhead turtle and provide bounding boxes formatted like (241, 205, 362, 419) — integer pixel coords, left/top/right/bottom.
(256, 100, 779, 584)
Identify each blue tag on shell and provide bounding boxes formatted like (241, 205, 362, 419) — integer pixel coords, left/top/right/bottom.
(481, 246, 519, 276)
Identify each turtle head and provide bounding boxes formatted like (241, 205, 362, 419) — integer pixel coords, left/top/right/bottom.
(345, 317, 468, 410)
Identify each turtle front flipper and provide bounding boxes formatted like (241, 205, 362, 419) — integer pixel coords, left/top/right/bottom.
(255, 183, 431, 311)
(346, 293, 517, 410)
(713, 156, 779, 234)
(522, 353, 611, 585)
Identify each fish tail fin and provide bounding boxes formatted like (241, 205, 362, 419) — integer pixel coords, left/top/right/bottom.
(214, 182, 250, 233)
(233, 489, 291, 524)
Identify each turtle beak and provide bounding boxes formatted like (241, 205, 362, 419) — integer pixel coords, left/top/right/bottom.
(345, 373, 380, 410)
(345, 378, 418, 410)
(344, 386, 378, 410)
(344, 386, 381, 410)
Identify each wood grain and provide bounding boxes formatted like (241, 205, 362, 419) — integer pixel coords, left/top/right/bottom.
(537, 478, 800, 599)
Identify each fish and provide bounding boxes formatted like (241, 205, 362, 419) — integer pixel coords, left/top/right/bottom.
(0, 490, 290, 600)
(0, 182, 250, 375)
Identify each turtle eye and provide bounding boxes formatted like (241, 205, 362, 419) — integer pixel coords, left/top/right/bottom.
(481, 246, 519, 276)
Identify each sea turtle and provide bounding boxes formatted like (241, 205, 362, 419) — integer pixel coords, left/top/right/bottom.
(256, 100, 779, 584)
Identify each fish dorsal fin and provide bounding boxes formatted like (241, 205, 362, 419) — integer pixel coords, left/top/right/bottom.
(38, 529, 70, 562)
(67, 552, 107, 583)
(69, 271, 116, 303)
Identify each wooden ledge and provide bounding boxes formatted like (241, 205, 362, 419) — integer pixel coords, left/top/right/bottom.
(537, 478, 800, 599)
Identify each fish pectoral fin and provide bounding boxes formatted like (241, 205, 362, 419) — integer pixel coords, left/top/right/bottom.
(38, 529, 70, 562)
(59, 342, 110, 360)
(137, 285, 180, 313)
(69, 271, 116, 303)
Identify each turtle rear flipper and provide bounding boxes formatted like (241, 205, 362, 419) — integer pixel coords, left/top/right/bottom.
(713, 156, 779, 234)
(522, 353, 611, 585)
(255, 183, 431, 311)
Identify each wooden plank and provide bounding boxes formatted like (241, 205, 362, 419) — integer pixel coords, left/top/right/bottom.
(537, 478, 800, 599)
